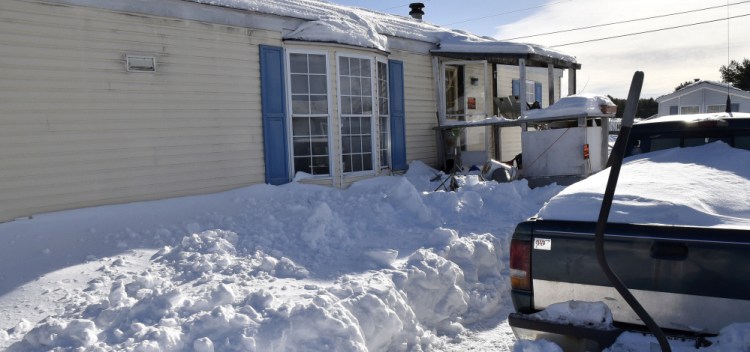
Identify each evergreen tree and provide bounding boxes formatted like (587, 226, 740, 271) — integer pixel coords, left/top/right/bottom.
(674, 80, 696, 92)
(607, 96, 658, 119)
(720, 58, 750, 91)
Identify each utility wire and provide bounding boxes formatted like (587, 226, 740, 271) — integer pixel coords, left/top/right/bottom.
(379, 0, 430, 12)
(503, 0, 750, 40)
(444, 0, 572, 26)
(551, 12, 750, 47)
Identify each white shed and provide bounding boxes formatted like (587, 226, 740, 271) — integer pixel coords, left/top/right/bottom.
(518, 94, 616, 187)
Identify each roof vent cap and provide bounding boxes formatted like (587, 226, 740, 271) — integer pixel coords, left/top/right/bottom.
(409, 3, 425, 20)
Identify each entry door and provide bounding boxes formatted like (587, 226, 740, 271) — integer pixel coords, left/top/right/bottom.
(440, 60, 490, 167)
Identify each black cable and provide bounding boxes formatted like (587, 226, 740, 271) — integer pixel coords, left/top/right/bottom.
(443, 0, 572, 26)
(379, 0, 430, 12)
(551, 12, 750, 47)
(502, 0, 750, 41)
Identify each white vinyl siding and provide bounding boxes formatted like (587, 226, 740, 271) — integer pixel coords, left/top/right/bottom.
(389, 50, 438, 166)
(0, 0, 281, 222)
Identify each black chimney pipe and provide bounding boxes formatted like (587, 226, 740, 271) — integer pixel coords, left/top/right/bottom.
(409, 3, 425, 20)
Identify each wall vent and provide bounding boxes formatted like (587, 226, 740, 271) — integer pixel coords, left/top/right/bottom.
(126, 55, 156, 72)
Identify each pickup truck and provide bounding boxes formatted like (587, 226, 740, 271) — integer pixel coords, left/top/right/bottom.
(508, 112, 750, 351)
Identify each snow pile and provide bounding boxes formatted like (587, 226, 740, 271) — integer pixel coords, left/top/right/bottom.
(537, 142, 750, 228)
(605, 323, 750, 352)
(190, 0, 575, 60)
(521, 94, 616, 120)
(1, 161, 561, 351)
(518, 302, 750, 352)
(440, 115, 513, 126)
(10, 232, 509, 351)
(285, 14, 388, 52)
(513, 339, 563, 352)
(528, 301, 614, 330)
(6, 153, 749, 351)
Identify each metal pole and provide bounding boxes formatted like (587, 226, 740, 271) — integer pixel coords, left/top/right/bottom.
(595, 71, 672, 352)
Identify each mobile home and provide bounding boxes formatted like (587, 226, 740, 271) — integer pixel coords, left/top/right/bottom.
(0, 0, 580, 222)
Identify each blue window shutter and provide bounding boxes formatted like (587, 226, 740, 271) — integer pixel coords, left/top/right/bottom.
(669, 105, 678, 115)
(731, 103, 739, 112)
(512, 79, 520, 97)
(534, 81, 542, 103)
(388, 60, 407, 171)
(259, 45, 290, 185)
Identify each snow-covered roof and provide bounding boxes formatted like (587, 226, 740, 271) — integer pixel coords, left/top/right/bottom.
(519, 94, 616, 121)
(656, 80, 750, 102)
(537, 142, 750, 229)
(637, 112, 750, 125)
(187, 0, 577, 64)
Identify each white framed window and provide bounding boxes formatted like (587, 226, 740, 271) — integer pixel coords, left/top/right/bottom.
(706, 105, 727, 113)
(680, 105, 700, 115)
(337, 54, 375, 174)
(286, 50, 331, 176)
(377, 60, 391, 169)
(706, 104, 740, 113)
(525, 80, 536, 104)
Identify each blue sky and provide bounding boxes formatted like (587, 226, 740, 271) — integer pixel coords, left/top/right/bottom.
(326, 0, 750, 99)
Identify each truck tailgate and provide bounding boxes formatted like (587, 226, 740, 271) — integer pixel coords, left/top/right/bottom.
(526, 220, 750, 334)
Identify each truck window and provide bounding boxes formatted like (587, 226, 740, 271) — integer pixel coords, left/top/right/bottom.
(735, 135, 750, 151)
(649, 137, 680, 152)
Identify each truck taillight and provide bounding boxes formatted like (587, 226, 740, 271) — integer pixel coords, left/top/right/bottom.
(510, 239, 531, 291)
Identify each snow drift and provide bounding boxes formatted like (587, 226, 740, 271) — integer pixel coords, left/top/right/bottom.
(1, 162, 559, 351)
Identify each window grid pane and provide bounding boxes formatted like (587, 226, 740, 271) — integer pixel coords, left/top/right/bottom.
(680, 106, 700, 115)
(526, 81, 535, 104)
(339, 57, 375, 173)
(377, 62, 390, 168)
(290, 53, 329, 176)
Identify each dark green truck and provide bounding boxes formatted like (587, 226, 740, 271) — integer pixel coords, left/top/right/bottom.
(508, 112, 750, 351)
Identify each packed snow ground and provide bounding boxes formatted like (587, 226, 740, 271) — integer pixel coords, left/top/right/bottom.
(1, 148, 749, 351)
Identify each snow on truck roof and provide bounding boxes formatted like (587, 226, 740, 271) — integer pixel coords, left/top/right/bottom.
(636, 112, 750, 125)
(536, 142, 750, 229)
(188, 0, 576, 62)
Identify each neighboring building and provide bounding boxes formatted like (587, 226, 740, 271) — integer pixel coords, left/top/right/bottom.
(656, 80, 750, 116)
(0, 0, 580, 222)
